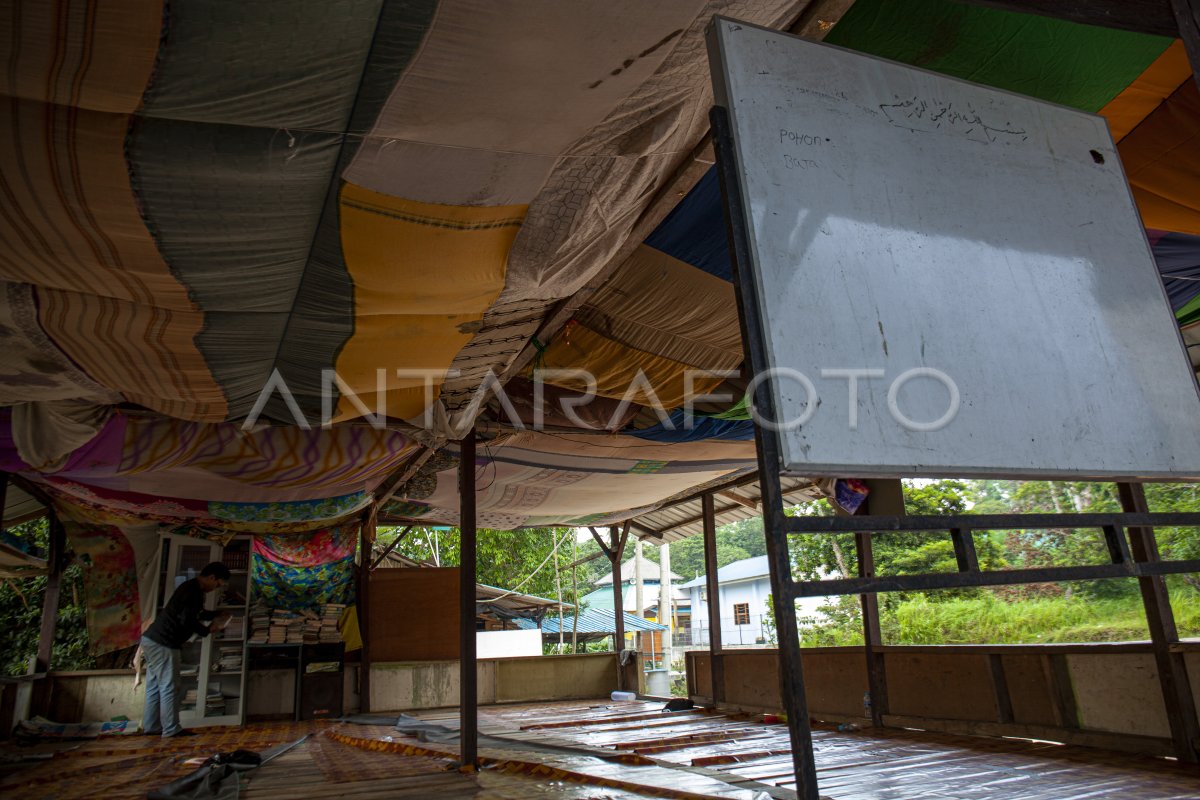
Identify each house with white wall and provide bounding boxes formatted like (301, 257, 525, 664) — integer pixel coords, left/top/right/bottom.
(681, 556, 828, 648)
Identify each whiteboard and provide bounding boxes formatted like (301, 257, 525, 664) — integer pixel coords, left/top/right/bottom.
(707, 18, 1200, 479)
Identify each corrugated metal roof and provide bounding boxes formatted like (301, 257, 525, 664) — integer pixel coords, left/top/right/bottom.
(679, 555, 770, 589)
(514, 608, 666, 635)
(4, 482, 47, 527)
(629, 474, 824, 545)
(594, 557, 681, 585)
(580, 585, 689, 613)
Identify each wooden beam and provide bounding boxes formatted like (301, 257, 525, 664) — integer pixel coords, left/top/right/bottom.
(642, 502, 745, 538)
(31, 510, 64, 717)
(588, 526, 613, 558)
(628, 521, 661, 539)
(717, 489, 759, 511)
(357, 514, 374, 713)
(850, 479, 900, 728)
(458, 428, 479, 770)
(563, 549, 605, 569)
(8, 474, 53, 510)
(701, 493, 725, 705)
(369, 526, 413, 571)
(368, 447, 437, 526)
(35, 512, 63, 674)
(1117, 482, 1200, 763)
(633, 477, 820, 540)
(951, 0, 1180, 37)
(609, 522, 631, 690)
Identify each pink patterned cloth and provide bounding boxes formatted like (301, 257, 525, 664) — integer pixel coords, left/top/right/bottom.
(252, 525, 358, 567)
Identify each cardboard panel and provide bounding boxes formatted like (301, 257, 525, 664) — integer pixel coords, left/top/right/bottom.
(803, 651, 869, 718)
(1068, 653, 1171, 738)
(697, 650, 868, 717)
(722, 652, 782, 709)
(495, 653, 616, 703)
(369, 567, 460, 661)
(1002, 654, 1059, 727)
(689, 651, 712, 698)
(886, 653, 996, 721)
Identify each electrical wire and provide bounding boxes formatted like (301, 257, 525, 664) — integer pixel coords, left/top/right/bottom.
(478, 529, 571, 604)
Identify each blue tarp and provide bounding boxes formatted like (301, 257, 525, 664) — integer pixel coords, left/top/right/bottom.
(626, 409, 754, 443)
(514, 608, 666, 635)
(1151, 230, 1200, 312)
(644, 168, 732, 281)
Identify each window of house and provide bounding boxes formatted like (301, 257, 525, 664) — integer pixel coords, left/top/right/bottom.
(733, 603, 750, 625)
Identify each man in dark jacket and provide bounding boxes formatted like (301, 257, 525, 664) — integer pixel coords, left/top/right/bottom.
(141, 562, 231, 737)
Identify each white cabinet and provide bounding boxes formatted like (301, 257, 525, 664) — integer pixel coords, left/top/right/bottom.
(155, 534, 249, 727)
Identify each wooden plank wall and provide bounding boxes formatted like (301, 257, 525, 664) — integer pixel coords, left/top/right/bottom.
(369, 567, 460, 661)
(688, 643, 1200, 758)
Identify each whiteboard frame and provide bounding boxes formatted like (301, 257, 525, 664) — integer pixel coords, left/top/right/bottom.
(707, 16, 1200, 480)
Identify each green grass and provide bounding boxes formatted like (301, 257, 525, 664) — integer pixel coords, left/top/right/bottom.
(883, 589, 1200, 645)
(797, 586, 1200, 647)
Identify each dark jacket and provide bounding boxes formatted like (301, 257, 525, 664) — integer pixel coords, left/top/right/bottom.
(145, 578, 217, 649)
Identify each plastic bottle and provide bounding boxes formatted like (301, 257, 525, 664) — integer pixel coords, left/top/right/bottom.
(863, 691, 872, 716)
(610, 690, 636, 702)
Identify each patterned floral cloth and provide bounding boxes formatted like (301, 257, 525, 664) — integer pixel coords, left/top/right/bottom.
(251, 555, 355, 610)
(209, 492, 369, 524)
(251, 526, 358, 610)
(251, 526, 357, 567)
(66, 524, 143, 654)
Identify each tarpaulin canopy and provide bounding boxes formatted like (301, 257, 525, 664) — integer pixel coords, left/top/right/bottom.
(3, 0, 1199, 654)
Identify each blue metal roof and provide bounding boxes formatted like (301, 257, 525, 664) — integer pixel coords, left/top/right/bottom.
(513, 608, 666, 635)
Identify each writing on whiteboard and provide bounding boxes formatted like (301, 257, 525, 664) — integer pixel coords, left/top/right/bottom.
(783, 155, 819, 170)
(879, 95, 1028, 145)
(780, 129, 830, 146)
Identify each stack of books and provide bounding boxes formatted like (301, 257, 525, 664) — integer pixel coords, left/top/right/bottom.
(221, 614, 245, 640)
(213, 646, 243, 673)
(265, 609, 305, 643)
(205, 681, 225, 715)
(248, 601, 270, 644)
(246, 603, 344, 646)
(319, 603, 344, 643)
(181, 688, 198, 708)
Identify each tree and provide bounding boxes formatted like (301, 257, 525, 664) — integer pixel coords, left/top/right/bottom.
(376, 526, 580, 605)
(0, 518, 94, 676)
(639, 516, 767, 581)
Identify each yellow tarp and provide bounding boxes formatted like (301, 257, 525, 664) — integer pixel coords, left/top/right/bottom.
(334, 184, 525, 420)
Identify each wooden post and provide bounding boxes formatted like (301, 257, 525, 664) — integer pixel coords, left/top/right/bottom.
(357, 514, 375, 713)
(701, 493, 725, 704)
(634, 539, 645, 661)
(35, 512, 64, 673)
(658, 541, 673, 678)
(857, 480, 900, 727)
(571, 535, 579, 653)
(31, 511, 65, 716)
(0, 472, 8, 531)
(458, 429, 478, 769)
(1117, 482, 1200, 763)
(592, 523, 631, 689)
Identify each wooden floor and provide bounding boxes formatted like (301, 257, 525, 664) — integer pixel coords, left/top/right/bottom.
(456, 701, 1200, 799)
(2, 702, 1198, 799)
